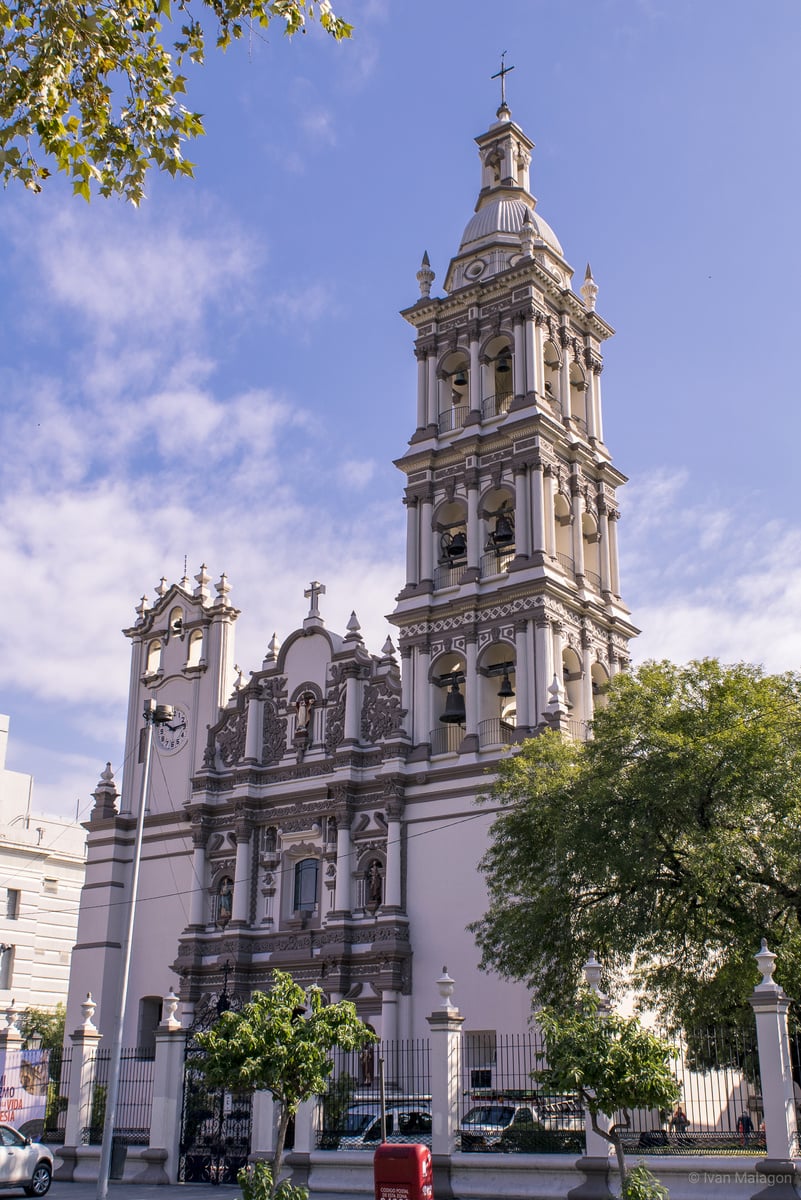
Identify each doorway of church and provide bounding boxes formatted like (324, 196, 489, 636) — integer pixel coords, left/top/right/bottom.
(178, 1034, 253, 1184)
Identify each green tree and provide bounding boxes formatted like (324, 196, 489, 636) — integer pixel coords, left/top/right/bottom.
(17, 1003, 66, 1052)
(0, 0, 351, 202)
(470, 659, 801, 1030)
(537, 996, 677, 1199)
(196, 970, 375, 1197)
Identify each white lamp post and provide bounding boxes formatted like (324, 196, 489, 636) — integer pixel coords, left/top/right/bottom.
(96, 699, 174, 1200)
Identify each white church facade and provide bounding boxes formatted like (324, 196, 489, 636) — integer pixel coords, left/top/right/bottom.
(66, 96, 637, 1049)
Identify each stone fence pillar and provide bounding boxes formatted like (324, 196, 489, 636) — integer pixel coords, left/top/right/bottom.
(426, 968, 464, 1200)
(749, 940, 801, 1200)
(145, 989, 186, 1183)
(56, 993, 103, 1181)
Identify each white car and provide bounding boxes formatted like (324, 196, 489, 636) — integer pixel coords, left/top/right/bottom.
(0, 1125, 53, 1195)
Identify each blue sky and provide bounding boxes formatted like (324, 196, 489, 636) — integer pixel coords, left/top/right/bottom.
(1, 0, 800, 819)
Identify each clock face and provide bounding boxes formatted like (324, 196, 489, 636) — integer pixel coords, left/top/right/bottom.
(155, 705, 189, 754)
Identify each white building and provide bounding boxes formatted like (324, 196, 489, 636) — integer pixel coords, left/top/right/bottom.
(0, 716, 87, 1011)
(66, 97, 637, 1048)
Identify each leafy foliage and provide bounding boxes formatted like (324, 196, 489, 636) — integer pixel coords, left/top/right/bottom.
(238, 1161, 308, 1200)
(197, 970, 374, 1195)
(0, 0, 351, 201)
(470, 659, 801, 1030)
(17, 1003, 65, 1053)
(537, 996, 678, 1198)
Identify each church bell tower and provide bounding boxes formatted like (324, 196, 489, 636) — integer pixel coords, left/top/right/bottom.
(391, 94, 637, 756)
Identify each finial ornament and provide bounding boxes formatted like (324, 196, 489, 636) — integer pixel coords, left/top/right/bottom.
(264, 632, 280, 665)
(491, 51, 514, 115)
(81, 992, 98, 1031)
(755, 938, 778, 989)
(304, 580, 326, 620)
(161, 987, 182, 1029)
(436, 966, 456, 1009)
(581, 262, 599, 312)
(345, 611, 362, 641)
(417, 251, 435, 299)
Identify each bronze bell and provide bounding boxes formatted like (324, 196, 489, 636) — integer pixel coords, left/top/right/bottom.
(497, 670, 515, 699)
(496, 353, 511, 374)
(492, 512, 514, 547)
(446, 530, 467, 560)
(453, 370, 467, 387)
(441, 679, 466, 724)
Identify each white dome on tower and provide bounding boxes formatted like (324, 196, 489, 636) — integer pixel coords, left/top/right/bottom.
(459, 196, 563, 258)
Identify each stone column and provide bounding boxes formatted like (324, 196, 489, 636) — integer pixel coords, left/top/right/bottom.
(404, 496, 419, 588)
(511, 465, 531, 564)
(523, 306, 537, 396)
(251, 1092, 278, 1160)
(287, 1099, 316, 1193)
(559, 325, 572, 421)
(420, 493, 434, 586)
(513, 312, 526, 400)
(400, 646, 413, 739)
(544, 467, 557, 559)
(333, 810, 353, 915)
(188, 823, 208, 927)
(426, 353, 438, 430)
(146, 990, 185, 1184)
(593, 363, 605, 443)
(231, 822, 252, 926)
(381, 989, 400, 1046)
(466, 474, 480, 579)
(530, 458, 546, 564)
(551, 622, 565, 686)
(243, 684, 262, 763)
(436, 371, 448, 432)
(608, 509, 621, 597)
(384, 798, 403, 911)
(584, 349, 598, 440)
(415, 349, 427, 432)
(467, 325, 481, 423)
(427, 969, 464, 1200)
(534, 616, 552, 725)
(514, 620, 530, 731)
(749, 940, 801, 1196)
(413, 645, 431, 748)
(598, 503, 612, 597)
(343, 665, 361, 743)
(581, 634, 594, 729)
(463, 635, 478, 752)
(57, 995, 103, 1181)
(571, 478, 585, 580)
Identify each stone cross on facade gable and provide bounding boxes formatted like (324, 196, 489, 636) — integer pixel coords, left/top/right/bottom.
(304, 580, 326, 619)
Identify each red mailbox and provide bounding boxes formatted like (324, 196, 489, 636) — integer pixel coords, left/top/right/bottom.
(374, 1142, 434, 1200)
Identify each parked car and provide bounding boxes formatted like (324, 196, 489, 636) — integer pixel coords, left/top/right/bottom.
(0, 1124, 53, 1195)
(536, 1097, 584, 1131)
(457, 1102, 539, 1151)
(323, 1099, 432, 1149)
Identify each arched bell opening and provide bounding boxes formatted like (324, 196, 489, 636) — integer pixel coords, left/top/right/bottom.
(581, 512, 601, 590)
(439, 350, 469, 434)
(562, 647, 584, 737)
(542, 340, 561, 409)
(481, 334, 514, 419)
(591, 662, 611, 713)
(570, 362, 588, 431)
(477, 643, 517, 749)
(145, 638, 162, 676)
(168, 605, 184, 639)
(185, 627, 204, 668)
(434, 498, 468, 590)
(554, 492, 573, 572)
(430, 651, 466, 755)
(481, 485, 515, 577)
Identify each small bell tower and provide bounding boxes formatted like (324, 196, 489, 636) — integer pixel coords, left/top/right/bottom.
(390, 91, 637, 760)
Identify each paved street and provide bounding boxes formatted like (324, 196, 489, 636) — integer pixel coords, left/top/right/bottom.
(48, 1185, 237, 1200)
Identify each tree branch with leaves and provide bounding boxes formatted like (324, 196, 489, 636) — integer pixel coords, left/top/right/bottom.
(0, 0, 351, 201)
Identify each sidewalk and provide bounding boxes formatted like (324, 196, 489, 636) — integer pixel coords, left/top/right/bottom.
(50, 1184, 238, 1200)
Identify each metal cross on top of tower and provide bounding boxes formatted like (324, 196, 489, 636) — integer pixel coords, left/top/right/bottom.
(304, 580, 326, 619)
(491, 51, 514, 108)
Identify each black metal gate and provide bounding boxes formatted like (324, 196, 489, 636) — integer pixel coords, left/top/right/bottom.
(177, 984, 252, 1185)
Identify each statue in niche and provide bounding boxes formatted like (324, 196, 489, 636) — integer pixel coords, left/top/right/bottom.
(295, 693, 315, 734)
(217, 877, 233, 927)
(366, 860, 383, 911)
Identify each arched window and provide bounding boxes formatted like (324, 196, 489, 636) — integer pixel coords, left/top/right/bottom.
(293, 859, 319, 914)
(562, 647, 584, 736)
(145, 639, 162, 675)
(581, 512, 601, 590)
(169, 606, 184, 637)
(439, 352, 469, 434)
(431, 651, 466, 755)
(591, 663, 611, 712)
(186, 629, 203, 667)
(543, 341, 561, 409)
(570, 363, 588, 431)
(554, 493, 573, 570)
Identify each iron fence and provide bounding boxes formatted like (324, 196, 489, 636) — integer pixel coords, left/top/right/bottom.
(317, 1039, 431, 1150)
(81, 1047, 155, 1145)
(42, 1045, 71, 1145)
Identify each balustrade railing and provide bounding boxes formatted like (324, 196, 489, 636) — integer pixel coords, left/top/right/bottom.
(480, 549, 514, 578)
(438, 405, 468, 435)
(555, 551, 574, 576)
(583, 567, 602, 591)
(433, 561, 467, 591)
(481, 391, 513, 421)
(430, 724, 464, 756)
(478, 718, 516, 749)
